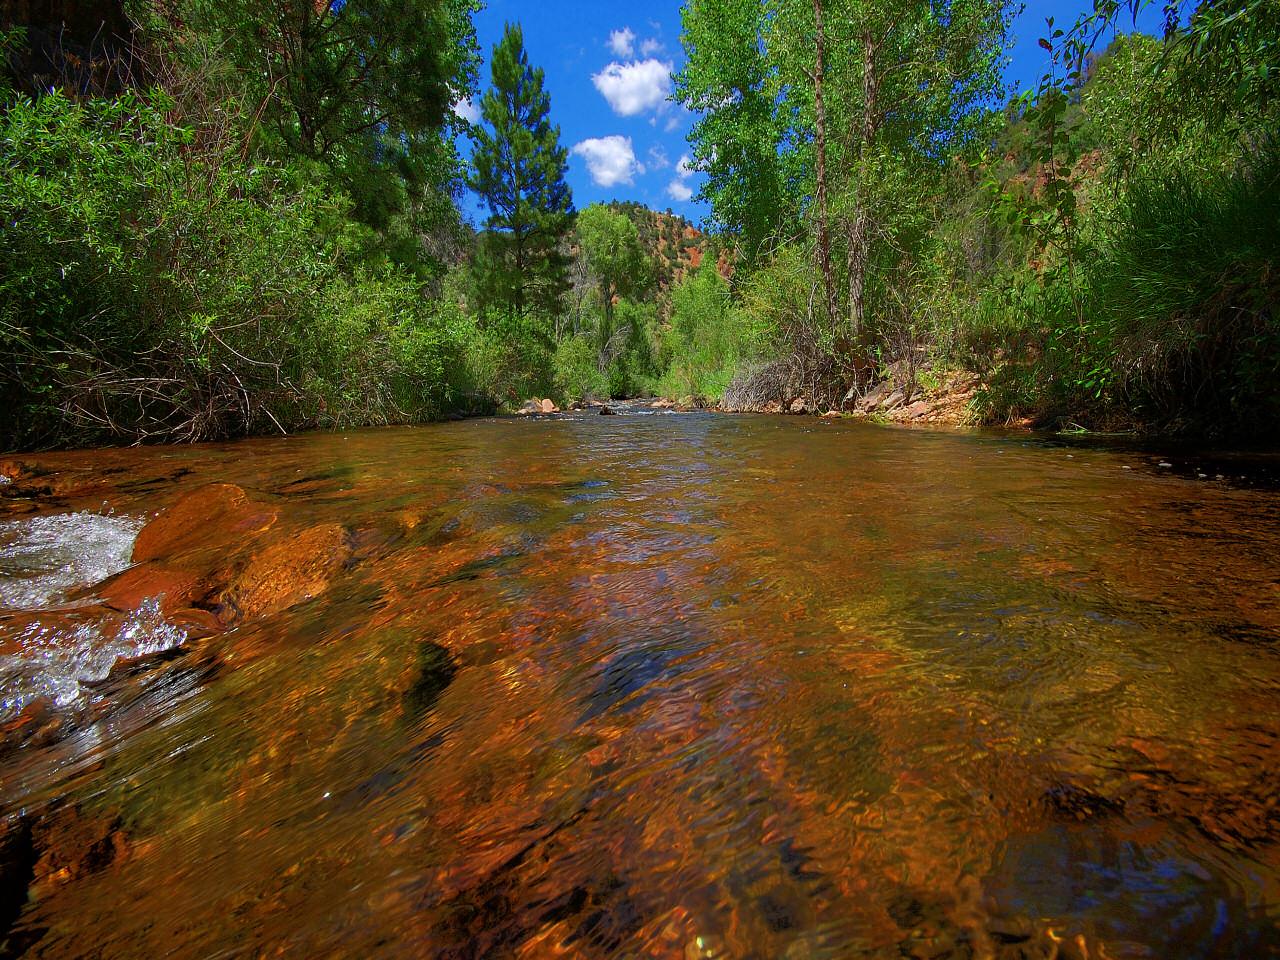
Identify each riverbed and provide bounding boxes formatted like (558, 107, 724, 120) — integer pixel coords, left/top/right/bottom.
(1, 410, 1279, 958)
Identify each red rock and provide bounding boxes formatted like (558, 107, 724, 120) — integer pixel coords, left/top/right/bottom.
(97, 561, 209, 616)
(901, 400, 932, 419)
(220, 523, 350, 619)
(132, 484, 277, 563)
(0, 459, 27, 483)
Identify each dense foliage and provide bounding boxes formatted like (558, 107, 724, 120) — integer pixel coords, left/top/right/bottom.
(670, 0, 1280, 436)
(0, 2, 489, 449)
(2, 0, 1276, 448)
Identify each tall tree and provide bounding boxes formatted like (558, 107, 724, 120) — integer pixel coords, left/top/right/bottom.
(674, 0, 803, 264)
(760, 0, 1012, 337)
(810, 0, 839, 328)
(172, 0, 481, 273)
(575, 204, 649, 325)
(822, 0, 1013, 336)
(574, 204, 651, 374)
(469, 23, 574, 328)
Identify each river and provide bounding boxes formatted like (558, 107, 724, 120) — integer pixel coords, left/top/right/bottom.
(1, 409, 1279, 958)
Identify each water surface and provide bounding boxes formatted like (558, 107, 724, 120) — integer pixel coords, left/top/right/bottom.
(1, 412, 1279, 958)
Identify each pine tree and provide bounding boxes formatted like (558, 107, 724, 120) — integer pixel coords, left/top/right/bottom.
(469, 23, 574, 332)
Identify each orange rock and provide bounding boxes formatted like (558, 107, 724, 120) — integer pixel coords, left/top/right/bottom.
(221, 524, 350, 619)
(539, 398, 558, 414)
(132, 484, 277, 563)
(97, 561, 209, 616)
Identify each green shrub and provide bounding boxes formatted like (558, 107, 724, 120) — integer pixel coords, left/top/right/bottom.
(659, 260, 763, 401)
(553, 335, 607, 403)
(0, 88, 477, 447)
(1093, 147, 1280, 433)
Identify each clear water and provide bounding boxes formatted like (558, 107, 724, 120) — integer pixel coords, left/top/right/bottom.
(0, 414, 1278, 958)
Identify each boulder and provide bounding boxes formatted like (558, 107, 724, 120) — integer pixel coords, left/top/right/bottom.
(132, 484, 277, 563)
(856, 381, 894, 412)
(539, 398, 559, 414)
(598, 406, 616, 416)
(98, 561, 209, 617)
(220, 523, 350, 619)
(821, 409, 841, 419)
(788, 397, 809, 414)
(901, 399, 932, 420)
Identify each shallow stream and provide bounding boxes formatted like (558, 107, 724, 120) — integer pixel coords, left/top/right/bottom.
(1, 411, 1279, 957)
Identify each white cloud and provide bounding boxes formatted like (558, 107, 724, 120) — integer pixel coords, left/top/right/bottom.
(608, 27, 635, 58)
(592, 59, 673, 117)
(664, 116, 680, 133)
(572, 136, 645, 187)
(667, 153, 696, 203)
(452, 97, 478, 124)
(666, 180, 693, 203)
(647, 144, 670, 170)
(640, 37, 664, 57)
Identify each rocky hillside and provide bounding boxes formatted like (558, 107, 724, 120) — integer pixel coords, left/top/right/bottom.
(605, 201, 732, 292)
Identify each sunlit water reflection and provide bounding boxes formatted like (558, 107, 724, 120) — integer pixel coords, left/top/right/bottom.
(1, 413, 1279, 958)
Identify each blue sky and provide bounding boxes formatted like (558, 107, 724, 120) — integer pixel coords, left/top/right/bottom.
(457, 1, 1173, 227)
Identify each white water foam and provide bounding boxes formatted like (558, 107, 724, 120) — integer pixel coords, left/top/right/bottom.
(0, 596, 188, 716)
(0, 512, 144, 610)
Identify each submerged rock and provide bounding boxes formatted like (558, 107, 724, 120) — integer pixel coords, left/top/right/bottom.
(132, 484, 277, 563)
(107, 484, 348, 626)
(220, 523, 350, 620)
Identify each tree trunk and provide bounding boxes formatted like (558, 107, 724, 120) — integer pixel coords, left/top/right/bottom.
(811, 0, 839, 331)
(847, 28, 880, 339)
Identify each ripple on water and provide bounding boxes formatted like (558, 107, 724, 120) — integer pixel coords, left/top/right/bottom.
(0, 511, 188, 717)
(0, 597, 188, 716)
(0, 512, 143, 610)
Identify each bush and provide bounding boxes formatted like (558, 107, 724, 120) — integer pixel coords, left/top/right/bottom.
(553, 335, 607, 403)
(659, 261, 762, 401)
(0, 88, 472, 447)
(1092, 147, 1280, 434)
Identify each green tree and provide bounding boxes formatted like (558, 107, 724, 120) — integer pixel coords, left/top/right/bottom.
(674, 0, 804, 264)
(173, 0, 481, 274)
(469, 23, 574, 331)
(768, 0, 1013, 336)
(678, 0, 1011, 341)
(575, 204, 650, 324)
